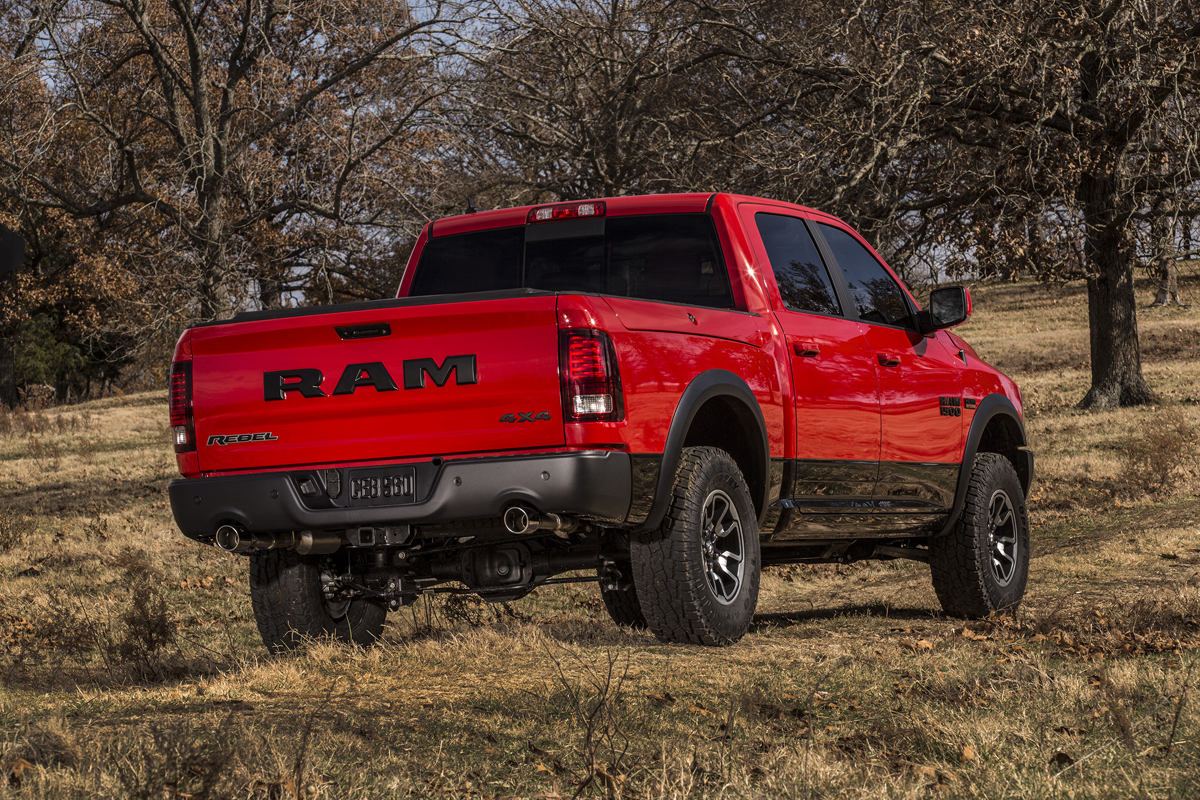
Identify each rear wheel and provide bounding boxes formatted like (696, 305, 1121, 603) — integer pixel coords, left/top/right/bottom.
(249, 549, 386, 653)
(930, 452, 1029, 618)
(630, 447, 760, 645)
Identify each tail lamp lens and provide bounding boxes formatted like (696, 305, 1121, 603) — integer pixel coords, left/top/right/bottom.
(169, 361, 195, 452)
(561, 329, 623, 422)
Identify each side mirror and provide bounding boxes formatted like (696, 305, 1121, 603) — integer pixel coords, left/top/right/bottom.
(921, 286, 972, 333)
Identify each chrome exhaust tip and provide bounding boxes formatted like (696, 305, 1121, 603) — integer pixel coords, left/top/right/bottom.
(503, 506, 538, 535)
(214, 524, 244, 552)
(214, 527, 309, 554)
(502, 506, 578, 536)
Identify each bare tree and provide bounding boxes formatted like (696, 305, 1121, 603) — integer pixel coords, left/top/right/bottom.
(906, 0, 1200, 407)
(0, 0, 452, 330)
(443, 0, 776, 208)
(721, 0, 1200, 407)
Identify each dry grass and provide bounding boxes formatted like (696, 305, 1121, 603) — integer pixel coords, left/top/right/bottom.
(1, 276, 1200, 797)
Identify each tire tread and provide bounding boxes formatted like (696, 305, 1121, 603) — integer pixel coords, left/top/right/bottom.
(929, 452, 1029, 619)
(630, 447, 759, 645)
(249, 549, 385, 652)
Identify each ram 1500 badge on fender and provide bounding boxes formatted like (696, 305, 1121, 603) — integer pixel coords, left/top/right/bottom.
(167, 193, 1033, 651)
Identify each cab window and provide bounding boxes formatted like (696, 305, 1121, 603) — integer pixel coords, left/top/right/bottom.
(816, 223, 911, 327)
(755, 213, 842, 317)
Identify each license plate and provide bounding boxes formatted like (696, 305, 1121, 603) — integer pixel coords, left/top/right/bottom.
(347, 466, 417, 507)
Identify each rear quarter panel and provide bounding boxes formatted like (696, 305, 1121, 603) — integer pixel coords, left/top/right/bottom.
(557, 295, 784, 456)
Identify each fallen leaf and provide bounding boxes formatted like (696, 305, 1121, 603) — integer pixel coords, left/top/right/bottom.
(961, 744, 976, 762)
(1049, 751, 1075, 767)
(644, 691, 677, 704)
(1054, 726, 1087, 737)
(527, 744, 565, 774)
(4, 758, 32, 788)
(909, 764, 938, 780)
(250, 777, 297, 799)
(917, 639, 934, 651)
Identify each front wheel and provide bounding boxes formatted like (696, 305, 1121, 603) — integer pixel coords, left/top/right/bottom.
(630, 447, 760, 645)
(249, 549, 387, 653)
(929, 452, 1030, 618)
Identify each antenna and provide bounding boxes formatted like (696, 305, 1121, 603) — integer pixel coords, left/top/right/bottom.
(465, 198, 479, 214)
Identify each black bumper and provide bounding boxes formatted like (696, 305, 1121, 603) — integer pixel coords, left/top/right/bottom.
(169, 450, 632, 541)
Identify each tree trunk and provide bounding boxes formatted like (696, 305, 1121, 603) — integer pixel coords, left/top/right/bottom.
(1150, 202, 1183, 307)
(0, 335, 15, 407)
(196, 192, 234, 322)
(1153, 258, 1182, 307)
(1077, 172, 1157, 409)
(258, 274, 283, 310)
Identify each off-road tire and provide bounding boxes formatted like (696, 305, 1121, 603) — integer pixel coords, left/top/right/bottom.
(930, 452, 1029, 618)
(599, 581, 648, 629)
(630, 446, 760, 645)
(249, 549, 386, 653)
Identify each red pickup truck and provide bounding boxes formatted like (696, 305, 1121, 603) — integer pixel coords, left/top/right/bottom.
(168, 193, 1033, 651)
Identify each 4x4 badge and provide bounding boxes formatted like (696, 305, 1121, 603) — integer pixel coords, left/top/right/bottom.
(499, 411, 552, 423)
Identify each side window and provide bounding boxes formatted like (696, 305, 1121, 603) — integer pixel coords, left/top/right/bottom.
(816, 223, 911, 327)
(754, 213, 841, 316)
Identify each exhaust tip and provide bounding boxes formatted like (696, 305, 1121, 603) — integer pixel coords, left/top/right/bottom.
(215, 524, 243, 552)
(503, 506, 538, 535)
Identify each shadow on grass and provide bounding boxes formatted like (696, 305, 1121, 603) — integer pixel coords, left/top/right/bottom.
(750, 602, 941, 632)
(3, 474, 169, 517)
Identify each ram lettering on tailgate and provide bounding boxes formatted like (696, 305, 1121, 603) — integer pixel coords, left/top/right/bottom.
(263, 355, 477, 401)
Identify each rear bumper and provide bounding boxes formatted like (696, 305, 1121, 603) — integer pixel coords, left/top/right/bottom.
(169, 450, 632, 541)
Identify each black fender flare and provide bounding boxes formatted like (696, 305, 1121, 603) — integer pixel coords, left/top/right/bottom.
(637, 369, 771, 532)
(936, 392, 1033, 537)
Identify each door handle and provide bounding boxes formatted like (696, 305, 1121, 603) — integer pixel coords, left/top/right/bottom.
(793, 342, 820, 357)
(877, 353, 901, 367)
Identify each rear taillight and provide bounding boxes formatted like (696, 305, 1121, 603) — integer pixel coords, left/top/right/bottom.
(560, 329, 623, 422)
(169, 361, 195, 453)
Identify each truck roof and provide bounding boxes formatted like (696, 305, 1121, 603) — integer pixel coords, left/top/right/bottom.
(428, 192, 830, 238)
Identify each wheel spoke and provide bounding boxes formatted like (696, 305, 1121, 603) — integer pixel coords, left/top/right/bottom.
(715, 558, 742, 600)
(987, 490, 1018, 586)
(700, 488, 745, 606)
(991, 505, 1012, 529)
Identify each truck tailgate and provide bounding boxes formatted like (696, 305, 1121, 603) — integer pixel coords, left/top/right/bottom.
(188, 294, 565, 472)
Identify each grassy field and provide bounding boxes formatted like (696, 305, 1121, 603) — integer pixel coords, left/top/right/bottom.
(2, 276, 1199, 798)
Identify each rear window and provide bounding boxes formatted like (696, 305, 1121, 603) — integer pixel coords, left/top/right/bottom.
(408, 227, 524, 296)
(410, 214, 735, 309)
